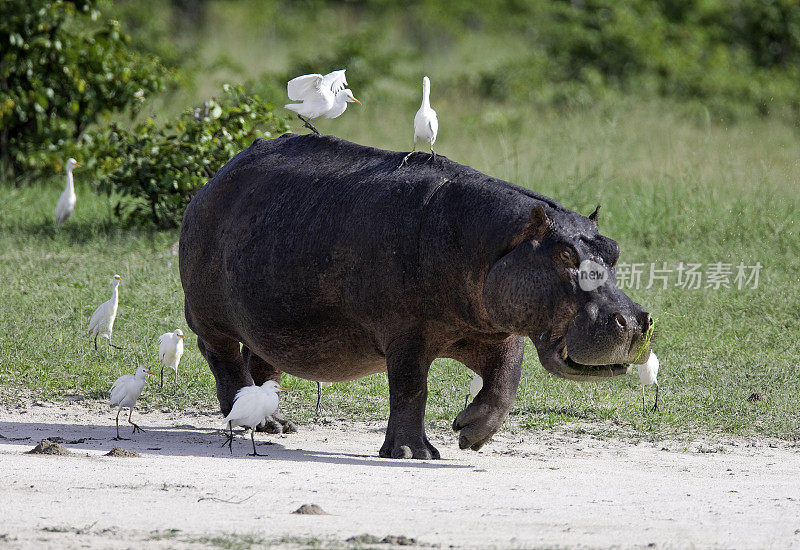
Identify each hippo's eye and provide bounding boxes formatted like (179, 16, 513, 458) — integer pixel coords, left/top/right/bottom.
(559, 248, 577, 267)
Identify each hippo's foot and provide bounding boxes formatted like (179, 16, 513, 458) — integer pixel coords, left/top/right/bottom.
(379, 432, 440, 460)
(255, 413, 298, 434)
(452, 402, 506, 451)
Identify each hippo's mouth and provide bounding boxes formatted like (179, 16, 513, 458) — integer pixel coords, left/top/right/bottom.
(536, 341, 632, 381)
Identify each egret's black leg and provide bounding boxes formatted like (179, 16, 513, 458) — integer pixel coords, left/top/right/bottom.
(160, 366, 164, 389)
(113, 409, 129, 440)
(109, 340, 123, 350)
(128, 407, 144, 434)
(428, 146, 436, 162)
(652, 383, 660, 412)
(94, 335, 98, 350)
(221, 422, 234, 454)
(315, 381, 322, 416)
(297, 115, 320, 135)
(641, 386, 646, 415)
(464, 393, 470, 409)
(249, 429, 265, 456)
(173, 370, 178, 395)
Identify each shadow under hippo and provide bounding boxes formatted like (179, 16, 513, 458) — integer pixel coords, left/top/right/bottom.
(179, 133, 652, 459)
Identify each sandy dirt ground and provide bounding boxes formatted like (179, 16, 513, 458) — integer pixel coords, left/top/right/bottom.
(1, 401, 799, 549)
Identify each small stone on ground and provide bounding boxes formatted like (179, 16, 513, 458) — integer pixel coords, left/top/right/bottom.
(292, 504, 328, 515)
(105, 447, 140, 457)
(27, 439, 71, 455)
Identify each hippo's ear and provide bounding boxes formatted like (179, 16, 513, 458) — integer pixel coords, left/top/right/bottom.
(509, 205, 551, 249)
(588, 205, 601, 225)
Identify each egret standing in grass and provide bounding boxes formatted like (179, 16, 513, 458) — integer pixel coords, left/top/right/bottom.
(158, 329, 185, 391)
(88, 274, 122, 350)
(55, 158, 78, 227)
(222, 380, 288, 456)
(400, 76, 438, 167)
(284, 69, 360, 135)
(465, 374, 483, 408)
(638, 352, 660, 413)
(109, 365, 153, 440)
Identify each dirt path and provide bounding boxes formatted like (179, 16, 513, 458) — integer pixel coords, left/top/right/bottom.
(1, 402, 799, 549)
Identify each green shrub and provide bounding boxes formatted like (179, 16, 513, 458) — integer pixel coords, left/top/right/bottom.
(0, 0, 169, 181)
(90, 84, 289, 229)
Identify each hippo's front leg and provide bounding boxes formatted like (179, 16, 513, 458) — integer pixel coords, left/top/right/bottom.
(379, 334, 440, 460)
(451, 336, 524, 451)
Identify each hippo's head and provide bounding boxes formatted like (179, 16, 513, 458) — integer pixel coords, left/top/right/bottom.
(483, 204, 651, 380)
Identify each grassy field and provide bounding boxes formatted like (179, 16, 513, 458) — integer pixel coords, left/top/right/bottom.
(2, 93, 799, 441)
(2, 0, 799, 443)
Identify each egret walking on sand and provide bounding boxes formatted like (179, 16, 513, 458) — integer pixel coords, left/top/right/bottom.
(284, 70, 360, 135)
(400, 76, 438, 168)
(88, 275, 122, 350)
(222, 380, 288, 456)
(158, 329, 185, 391)
(55, 158, 78, 227)
(637, 352, 660, 413)
(109, 365, 153, 440)
(465, 374, 483, 408)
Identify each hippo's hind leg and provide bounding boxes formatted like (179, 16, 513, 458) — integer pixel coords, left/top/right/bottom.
(450, 336, 524, 451)
(241, 345, 297, 434)
(379, 334, 440, 460)
(197, 336, 253, 416)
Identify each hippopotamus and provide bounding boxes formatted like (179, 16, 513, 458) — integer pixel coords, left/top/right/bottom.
(179, 133, 651, 459)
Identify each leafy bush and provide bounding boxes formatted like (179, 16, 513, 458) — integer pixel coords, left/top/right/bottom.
(0, 0, 169, 181)
(90, 84, 289, 229)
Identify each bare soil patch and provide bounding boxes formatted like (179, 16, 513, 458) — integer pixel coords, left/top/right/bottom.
(1, 401, 800, 549)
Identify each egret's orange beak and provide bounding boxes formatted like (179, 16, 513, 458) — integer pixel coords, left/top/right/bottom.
(352, 98, 361, 104)
(179, 334, 185, 339)
(277, 386, 290, 391)
(144, 369, 155, 376)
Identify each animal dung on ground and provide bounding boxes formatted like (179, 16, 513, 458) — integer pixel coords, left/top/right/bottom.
(105, 446, 140, 457)
(747, 392, 763, 402)
(292, 503, 329, 515)
(27, 439, 72, 456)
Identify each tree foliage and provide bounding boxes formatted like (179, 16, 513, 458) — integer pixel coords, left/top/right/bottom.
(90, 85, 289, 229)
(0, 0, 168, 180)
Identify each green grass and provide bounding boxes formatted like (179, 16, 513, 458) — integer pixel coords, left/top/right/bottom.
(3, 0, 800, 441)
(2, 96, 799, 442)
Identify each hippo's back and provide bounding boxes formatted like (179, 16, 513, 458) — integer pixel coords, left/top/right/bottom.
(180, 134, 479, 375)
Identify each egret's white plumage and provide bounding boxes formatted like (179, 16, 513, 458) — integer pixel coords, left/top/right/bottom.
(637, 352, 660, 413)
(400, 76, 439, 167)
(465, 374, 483, 408)
(88, 275, 122, 350)
(285, 70, 360, 134)
(109, 365, 153, 439)
(55, 158, 78, 227)
(222, 380, 287, 455)
(158, 329, 185, 390)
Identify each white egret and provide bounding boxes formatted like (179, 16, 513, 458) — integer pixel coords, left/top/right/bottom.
(465, 374, 483, 408)
(285, 70, 360, 135)
(109, 365, 153, 440)
(158, 329, 185, 391)
(87, 275, 122, 350)
(637, 352, 660, 413)
(222, 380, 288, 456)
(55, 158, 79, 227)
(400, 76, 438, 167)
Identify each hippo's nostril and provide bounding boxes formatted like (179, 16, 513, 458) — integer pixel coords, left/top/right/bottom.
(614, 313, 627, 329)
